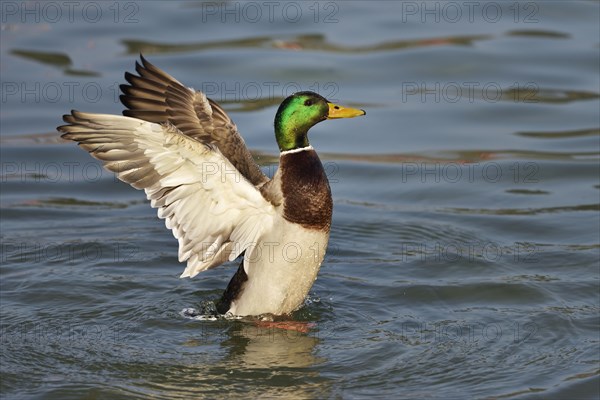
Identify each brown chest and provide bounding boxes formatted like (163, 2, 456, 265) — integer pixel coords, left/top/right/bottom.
(279, 150, 333, 231)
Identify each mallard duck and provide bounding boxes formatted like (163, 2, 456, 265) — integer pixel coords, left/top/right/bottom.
(58, 56, 365, 316)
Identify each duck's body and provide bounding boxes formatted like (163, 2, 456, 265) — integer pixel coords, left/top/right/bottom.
(58, 56, 364, 316)
(220, 147, 332, 315)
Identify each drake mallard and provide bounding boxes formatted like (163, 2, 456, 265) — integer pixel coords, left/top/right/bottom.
(58, 56, 365, 316)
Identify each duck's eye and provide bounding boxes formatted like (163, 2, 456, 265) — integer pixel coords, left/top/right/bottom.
(304, 99, 313, 107)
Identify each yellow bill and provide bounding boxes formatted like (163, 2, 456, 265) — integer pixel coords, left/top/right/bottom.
(327, 102, 366, 119)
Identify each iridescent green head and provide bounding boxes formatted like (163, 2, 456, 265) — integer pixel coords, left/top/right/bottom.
(274, 91, 365, 152)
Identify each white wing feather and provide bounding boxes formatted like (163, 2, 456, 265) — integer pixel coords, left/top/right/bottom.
(59, 111, 275, 278)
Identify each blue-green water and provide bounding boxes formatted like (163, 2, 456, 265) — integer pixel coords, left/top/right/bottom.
(1, 1, 599, 399)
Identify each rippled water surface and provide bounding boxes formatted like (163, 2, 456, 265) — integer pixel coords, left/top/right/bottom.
(1, 1, 599, 399)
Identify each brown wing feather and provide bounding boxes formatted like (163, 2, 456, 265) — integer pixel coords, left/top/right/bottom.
(120, 55, 268, 186)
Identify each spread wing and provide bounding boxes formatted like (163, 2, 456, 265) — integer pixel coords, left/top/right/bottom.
(58, 111, 275, 278)
(120, 55, 269, 187)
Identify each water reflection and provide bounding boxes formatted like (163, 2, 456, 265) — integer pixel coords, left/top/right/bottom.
(506, 29, 570, 39)
(219, 321, 323, 368)
(516, 127, 600, 139)
(444, 203, 599, 216)
(119, 29, 580, 57)
(10, 49, 100, 76)
(121, 33, 490, 55)
(177, 320, 330, 398)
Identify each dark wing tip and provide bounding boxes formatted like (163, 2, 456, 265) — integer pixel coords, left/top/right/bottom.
(61, 109, 76, 123)
(139, 54, 158, 72)
(59, 130, 73, 139)
(120, 83, 132, 97)
(119, 94, 130, 107)
(134, 60, 144, 75)
(124, 71, 136, 84)
(57, 110, 80, 135)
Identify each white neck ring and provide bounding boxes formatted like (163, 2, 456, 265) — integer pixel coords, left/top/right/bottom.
(280, 145, 314, 156)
